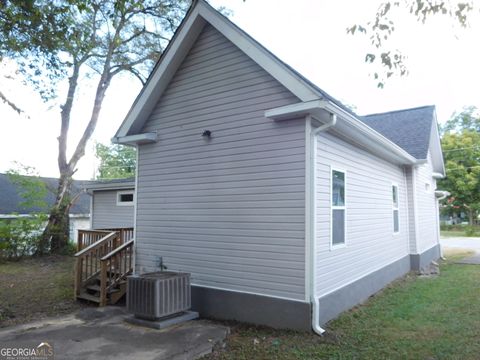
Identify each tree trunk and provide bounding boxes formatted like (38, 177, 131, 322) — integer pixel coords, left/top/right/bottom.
(39, 173, 73, 254)
(468, 210, 474, 226)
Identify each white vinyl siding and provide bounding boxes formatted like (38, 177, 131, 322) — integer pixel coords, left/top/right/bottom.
(92, 190, 135, 229)
(414, 152, 439, 253)
(315, 132, 409, 298)
(135, 24, 305, 300)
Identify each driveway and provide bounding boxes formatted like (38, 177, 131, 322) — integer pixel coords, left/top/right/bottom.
(0, 307, 228, 360)
(440, 237, 480, 253)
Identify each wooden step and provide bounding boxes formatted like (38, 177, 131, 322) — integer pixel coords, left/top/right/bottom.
(86, 284, 121, 294)
(77, 292, 100, 303)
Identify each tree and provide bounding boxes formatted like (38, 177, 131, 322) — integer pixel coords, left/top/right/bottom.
(442, 106, 480, 134)
(347, 1, 477, 87)
(0, 0, 190, 253)
(95, 143, 136, 179)
(0, 165, 50, 258)
(439, 130, 480, 224)
(0, 1, 74, 113)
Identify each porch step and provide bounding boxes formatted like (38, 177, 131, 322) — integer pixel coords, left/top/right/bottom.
(86, 284, 121, 293)
(77, 292, 100, 303)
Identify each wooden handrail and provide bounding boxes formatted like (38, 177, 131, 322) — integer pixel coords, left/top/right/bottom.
(74, 231, 121, 299)
(77, 229, 113, 251)
(99, 239, 134, 306)
(101, 239, 134, 261)
(75, 232, 117, 257)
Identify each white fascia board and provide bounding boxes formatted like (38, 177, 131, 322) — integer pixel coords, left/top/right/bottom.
(266, 100, 418, 165)
(197, 3, 319, 102)
(112, 132, 157, 145)
(324, 101, 418, 164)
(115, 9, 206, 138)
(265, 100, 326, 120)
(429, 109, 446, 176)
(86, 182, 136, 192)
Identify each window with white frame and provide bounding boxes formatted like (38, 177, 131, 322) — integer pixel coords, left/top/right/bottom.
(331, 169, 346, 247)
(117, 190, 134, 206)
(392, 184, 399, 233)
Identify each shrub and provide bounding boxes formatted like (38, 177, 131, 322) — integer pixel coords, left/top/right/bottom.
(0, 215, 47, 260)
(464, 226, 479, 237)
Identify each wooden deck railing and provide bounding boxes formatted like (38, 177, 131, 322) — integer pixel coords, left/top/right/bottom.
(74, 232, 120, 298)
(77, 229, 112, 251)
(100, 227, 134, 243)
(99, 239, 134, 306)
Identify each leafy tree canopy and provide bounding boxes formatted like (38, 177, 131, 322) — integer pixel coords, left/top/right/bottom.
(95, 143, 136, 180)
(442, 106, 480, 134)
(439, 108, 480, 224)
(6, 163, 49, 213)
(347, 1, 477, 87)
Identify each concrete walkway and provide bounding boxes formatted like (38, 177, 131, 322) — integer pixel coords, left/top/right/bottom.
(0, 307, 228, 360)
(440, 236, 480, 252)
(441, 236, 480, 264)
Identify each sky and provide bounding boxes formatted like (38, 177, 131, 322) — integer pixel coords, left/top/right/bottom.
(1, 0, 479, 180)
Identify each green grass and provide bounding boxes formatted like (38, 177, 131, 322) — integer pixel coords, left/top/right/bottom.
(205, 251, 480, 360)
(441, 230, 480, 238)
(441, 230, 468, 237)
(0, 255, 85, 327)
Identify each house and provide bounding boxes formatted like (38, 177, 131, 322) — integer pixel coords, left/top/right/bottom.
(0, 173, 91, 242)
(84, 178, 135, 229)
(111, 0, 446, 332)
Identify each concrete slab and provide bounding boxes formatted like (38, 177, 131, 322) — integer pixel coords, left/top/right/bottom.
(440, 237, 480, 252)
(456, 253, 480, 265)
(125, 311, 199, 329)
(0, 307, 229, 360)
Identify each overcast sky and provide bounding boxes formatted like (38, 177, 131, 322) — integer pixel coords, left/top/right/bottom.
(1, 0, 479, 179)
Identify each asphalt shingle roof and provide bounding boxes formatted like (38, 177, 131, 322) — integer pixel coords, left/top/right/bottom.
(0, 173, 91, 215)
(360, 105, 435, 160)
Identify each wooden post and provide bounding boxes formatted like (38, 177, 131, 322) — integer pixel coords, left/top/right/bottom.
(77, 231, 83, 252)
(74, 257, 82, 299)
(100, 261, 108, 306)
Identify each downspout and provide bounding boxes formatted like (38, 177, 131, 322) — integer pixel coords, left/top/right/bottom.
(310, 113, 337, 336)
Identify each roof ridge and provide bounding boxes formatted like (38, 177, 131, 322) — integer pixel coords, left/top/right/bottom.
(0, 173, 91, 183)
(363, 105, 435, 118)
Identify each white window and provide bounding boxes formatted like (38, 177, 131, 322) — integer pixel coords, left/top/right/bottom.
(117, 190, 134, 206)
(392, 184, 399, 233)
(331, 169, 346, 248)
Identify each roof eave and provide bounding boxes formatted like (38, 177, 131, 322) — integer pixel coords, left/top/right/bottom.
(266, 100, 419, 165)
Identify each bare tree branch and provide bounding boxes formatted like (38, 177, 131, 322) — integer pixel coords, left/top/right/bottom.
(0, 89, 23, 114)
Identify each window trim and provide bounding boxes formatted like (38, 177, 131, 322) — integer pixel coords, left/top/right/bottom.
(392, 183, 400, 234)
(330, 167, 347, 250)
(116, 190, 135, 206)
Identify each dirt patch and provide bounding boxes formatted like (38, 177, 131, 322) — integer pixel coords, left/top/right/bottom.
(0, 255, 88, 328)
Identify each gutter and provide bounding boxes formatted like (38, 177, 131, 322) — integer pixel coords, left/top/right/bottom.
(435, 190, 450, 200)
(265, 100, 419, 166)
(309, 113, 337, 335)
(432, 172, 445, 180)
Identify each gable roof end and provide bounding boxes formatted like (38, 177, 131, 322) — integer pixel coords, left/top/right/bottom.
(114, 0, 323, 140)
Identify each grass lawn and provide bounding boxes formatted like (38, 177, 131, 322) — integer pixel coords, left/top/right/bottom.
(441, 230, 470, 238)
(0, 255, 86, 328)
(205, 251, 480, 360)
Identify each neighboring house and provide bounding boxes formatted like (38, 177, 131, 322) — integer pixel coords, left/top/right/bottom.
(84, 178, 135, 229)
(111, 0, 446, 332)
(0, 173, 91, 242)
